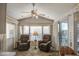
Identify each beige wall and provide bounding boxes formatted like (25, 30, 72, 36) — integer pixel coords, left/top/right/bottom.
(0, 4, 6, 34)
(68, 14, 75, 50)
(53, 21, 59, 50)
(0, 3, 6, 51)
(74, 12, 79, 21)
(18, 16, 53, 26)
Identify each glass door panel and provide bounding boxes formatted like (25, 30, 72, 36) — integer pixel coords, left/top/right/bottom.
(58, 22, 69, 47)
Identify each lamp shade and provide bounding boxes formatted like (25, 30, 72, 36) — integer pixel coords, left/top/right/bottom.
(32, 32, 38, 36)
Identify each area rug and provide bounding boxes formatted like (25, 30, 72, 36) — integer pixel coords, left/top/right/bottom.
(16, 46, 59, 56)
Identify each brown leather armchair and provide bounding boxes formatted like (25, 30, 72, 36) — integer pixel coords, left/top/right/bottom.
(60, 46, 76, 56)
(17, 35, 30, 51)
(38, 35, 52, 52)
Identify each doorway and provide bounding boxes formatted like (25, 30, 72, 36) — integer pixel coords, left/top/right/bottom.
(58, 21, 69, 47)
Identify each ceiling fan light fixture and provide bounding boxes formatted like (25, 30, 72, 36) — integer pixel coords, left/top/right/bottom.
(36, 15, 38, 19)
(32, 14, 36, 16)
(31, 14, 38, 19)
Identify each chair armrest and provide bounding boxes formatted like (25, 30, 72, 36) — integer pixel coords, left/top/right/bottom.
(47, 41, 51, 44)
(38, 40, 43, 44)
(39, 41, 51, 46)
(40, 43, 47, 46)
(27, 40, 30, 43)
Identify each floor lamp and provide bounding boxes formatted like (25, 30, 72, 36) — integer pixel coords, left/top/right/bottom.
(32, 32, 38, 49)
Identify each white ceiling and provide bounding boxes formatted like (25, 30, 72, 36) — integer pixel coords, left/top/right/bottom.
(7, 3, 77, 20)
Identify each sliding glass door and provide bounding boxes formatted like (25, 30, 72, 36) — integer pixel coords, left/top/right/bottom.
(58, 22, 69, 47)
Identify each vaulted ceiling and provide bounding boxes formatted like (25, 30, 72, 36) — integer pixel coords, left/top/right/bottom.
(7, 3, 78, 20)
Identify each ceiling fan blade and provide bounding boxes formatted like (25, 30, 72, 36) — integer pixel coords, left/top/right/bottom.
(39, 14, 46, 16)
(22, 12, 30, 13)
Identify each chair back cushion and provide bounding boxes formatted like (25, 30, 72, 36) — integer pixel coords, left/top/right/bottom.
(43, 35, 51, 42)
(20, 35, 29, 43)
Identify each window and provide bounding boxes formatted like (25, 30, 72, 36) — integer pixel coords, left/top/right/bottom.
(59, 22, 68, 46)
(30, 26, 42, 41)
(19, 25, 51, 41)
(6, 23, 15, 39)
(43, 26, 50, 35)
(61, 23, 68, 30)
(23, 26, 29, 34)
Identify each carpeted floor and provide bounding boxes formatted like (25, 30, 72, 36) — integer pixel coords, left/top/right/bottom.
(16, 46, 59, 56)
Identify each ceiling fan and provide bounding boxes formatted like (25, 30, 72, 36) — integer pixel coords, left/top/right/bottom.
(22, 3, 45, 19)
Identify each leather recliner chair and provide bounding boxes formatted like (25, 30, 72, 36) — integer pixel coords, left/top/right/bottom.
(17, 35, 30, 51)
(60, 46, 76, 56)
(38, 35, 52, 52)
